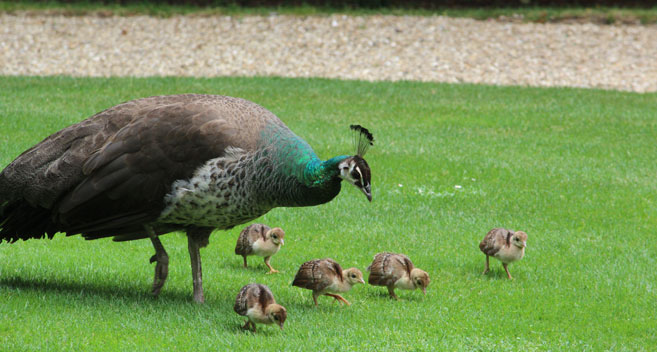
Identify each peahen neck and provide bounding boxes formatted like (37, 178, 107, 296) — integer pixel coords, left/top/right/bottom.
(303, 156, 349, 188)
(257, 125, 349, 207)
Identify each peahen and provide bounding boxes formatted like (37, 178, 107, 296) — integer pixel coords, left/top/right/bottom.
(0, 94, 374, 303)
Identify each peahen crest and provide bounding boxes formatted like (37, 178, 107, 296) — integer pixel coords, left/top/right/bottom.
(350, 125, 374, 157)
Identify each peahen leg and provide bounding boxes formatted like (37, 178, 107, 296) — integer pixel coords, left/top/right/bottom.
(145, 225, 169, 297)
(187, 227, 213, 303)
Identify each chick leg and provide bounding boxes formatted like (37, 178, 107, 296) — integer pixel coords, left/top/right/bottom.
(187, 227, 213, 303)
(264, 256, 278, 274)
(146, 225, 168, 297)
(387, 286, 399, 300)
(482, 255, 490, 275)
(242, 320, 256, 331)
(325, 293, 351, 306)
(242, 256, 248, 268)
(503, 263, 513, 280)
(312, 292, 320, 306)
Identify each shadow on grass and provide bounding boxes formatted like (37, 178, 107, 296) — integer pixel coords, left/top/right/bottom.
(231, 322, 286, 336)
(471, 263, 522, 281)
(362, 289, 427, 302)
(282, 294, 360, 312)
(229, 260, 275, 274)
(0, 274, 255, 333)
(0, 274, 198, 305)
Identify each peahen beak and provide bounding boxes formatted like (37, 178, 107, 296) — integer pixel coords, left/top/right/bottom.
(361, 184, 372, 202)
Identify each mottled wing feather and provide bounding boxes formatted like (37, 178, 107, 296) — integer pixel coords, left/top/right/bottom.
(256, 284, 276, 310)
(368, 252, 413, 287)
(235, 224, 271, 255)
(235, 226, 252, 255)
(292, 258, 343, 292)
(235, 283, 275, 316)
(234, 284, 251, 316)
(324, 258, 344, 282)
(479, 228, 511, 256)
(292, 260, 320, 290)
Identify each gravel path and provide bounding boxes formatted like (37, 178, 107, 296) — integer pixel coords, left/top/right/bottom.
(1, 13, 656, 92)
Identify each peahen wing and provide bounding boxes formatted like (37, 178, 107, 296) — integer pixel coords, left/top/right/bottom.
(27, 95, 283, 238)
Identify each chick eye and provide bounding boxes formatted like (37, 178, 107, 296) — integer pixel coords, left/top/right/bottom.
(351, 171, 360, 179)
(273, 316, 278, 320)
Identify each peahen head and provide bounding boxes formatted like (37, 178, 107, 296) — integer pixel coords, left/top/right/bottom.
(296, 125, 374, 206)
(338, 155, 372, 202)
(338, 125, 374, 201)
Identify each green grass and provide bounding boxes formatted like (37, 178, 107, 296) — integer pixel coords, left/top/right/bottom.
(2, 1, 657, 24)
(1, 76, 656, 351)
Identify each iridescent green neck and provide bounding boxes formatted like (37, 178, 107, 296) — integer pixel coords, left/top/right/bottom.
(259, 124, 350, 206)
(303, 155, 349, 187)
(263, 124, 348, 187)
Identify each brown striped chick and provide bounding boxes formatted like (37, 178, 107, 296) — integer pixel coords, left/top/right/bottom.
(367, 252, 430, 300)
(234, 283, 287, 332)
(235, 224, 285, 274)
(292, 258, 365, 306)
(479, 228, 528, 279)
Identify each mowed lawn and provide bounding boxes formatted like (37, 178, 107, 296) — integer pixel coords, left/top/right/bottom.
(0, 76, 655, 351)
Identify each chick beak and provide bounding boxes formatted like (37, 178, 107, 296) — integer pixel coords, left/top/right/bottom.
(421, 287, 427, 295)
(280, 239, 285, 246)
(359, 278, 366, 284)
(522, 241, 527, 248)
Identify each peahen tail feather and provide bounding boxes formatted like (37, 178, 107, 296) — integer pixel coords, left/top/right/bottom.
(0, 200, 58, 243)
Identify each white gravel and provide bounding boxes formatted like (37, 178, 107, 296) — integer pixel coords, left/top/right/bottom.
(1, 13, 656, 92)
